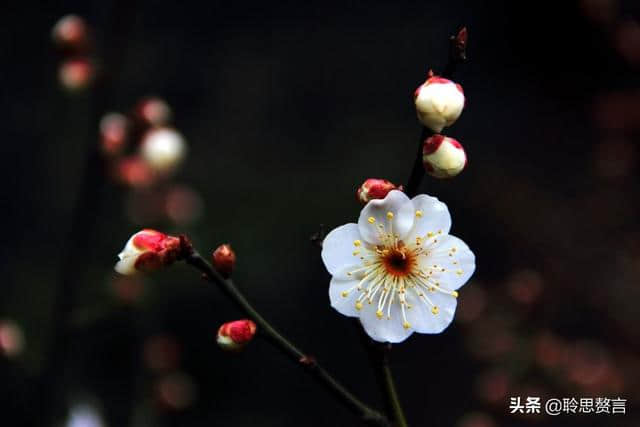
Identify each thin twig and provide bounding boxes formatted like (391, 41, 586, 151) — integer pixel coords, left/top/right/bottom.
(180, 238, 391, 427)
(380, 346, 408, 427)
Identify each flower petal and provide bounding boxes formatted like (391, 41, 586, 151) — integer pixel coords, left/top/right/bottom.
(407, 291, 457, 334)
(405, 194, 452, 240)
(115, 252, 137, 275)
(328, 277, 361, 318)
(421, 234, 475, 290)
(321, 223, 363, 279)
(357, 190, 414, 245)
(358, 300, 413, 343)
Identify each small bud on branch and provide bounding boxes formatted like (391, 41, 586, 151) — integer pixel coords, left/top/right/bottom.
(356, 178, 400, 204)
(115, 229, 181, 275)
(212, 244, 236, 278)
(217, 319, 257, 351)
(422, 134, 467, 178)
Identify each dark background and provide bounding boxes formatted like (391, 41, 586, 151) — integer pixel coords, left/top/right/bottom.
(2, 0, 640, 426)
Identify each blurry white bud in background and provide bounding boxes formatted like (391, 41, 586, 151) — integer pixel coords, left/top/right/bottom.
(140, 128, 187, 175)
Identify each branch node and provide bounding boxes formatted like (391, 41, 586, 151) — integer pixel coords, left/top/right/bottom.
(299, 355, 318, 368)
(178, 234, 194, 258)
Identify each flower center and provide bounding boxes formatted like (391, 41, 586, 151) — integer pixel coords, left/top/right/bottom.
(381, 245, 415, 277)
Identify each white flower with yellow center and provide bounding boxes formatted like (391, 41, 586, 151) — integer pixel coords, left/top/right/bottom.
(321, 190, 475, 343)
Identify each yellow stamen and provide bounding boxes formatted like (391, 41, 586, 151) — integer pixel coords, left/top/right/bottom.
(353, 240, 361, 246)
(431, 306, 439, 315)
(368, 217, 376, 224)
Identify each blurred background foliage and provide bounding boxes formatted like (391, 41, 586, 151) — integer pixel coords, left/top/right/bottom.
(1, 0, 640, 426)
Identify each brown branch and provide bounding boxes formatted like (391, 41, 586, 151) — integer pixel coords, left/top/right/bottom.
(179, 237, 391, 427)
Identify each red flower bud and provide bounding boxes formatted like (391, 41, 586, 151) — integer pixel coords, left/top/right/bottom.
(356, 178, 399, 204)
(115, 156, 154, 188)
(135, 97, 172, 127)
(100, 113, 129, 156)
(216, 319, 257, 351)
(212, 244, 236, 278)
(58, 58, 93, 91)
(115, 229, 181, 275)
(0, 321, 25, 358)
(51, 15, 88, 50)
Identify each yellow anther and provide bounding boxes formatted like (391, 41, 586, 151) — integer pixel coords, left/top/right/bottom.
(438, 229, 442, 234)
(452, 247, 457, 252)
(368, 217, 376, 224)
(431, 306, 439, 315)
(353, 240, 361, 247)
(376, 310, 384, 319)
(386, 212, 394, 220)
(415, 210, 423, 218)
(456, 269, 463, 275)
(355, 301, 363, 311)
(452, 291, 459, 298)
(352, 250, 360, 256)
(341, 291, 349, 298)
(427, 232, 435, 238)
(429, 286, 435, 292)
(402, 321, 411, 330)
(416, 237, 423, 245)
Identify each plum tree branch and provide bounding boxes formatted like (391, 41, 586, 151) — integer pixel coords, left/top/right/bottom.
(179, 237, 391, 427)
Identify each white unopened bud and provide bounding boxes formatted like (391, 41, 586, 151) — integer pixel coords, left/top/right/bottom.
(422, 134, 467, 178)
(414, 76, 465, 132)
(140, 128, 186, 174)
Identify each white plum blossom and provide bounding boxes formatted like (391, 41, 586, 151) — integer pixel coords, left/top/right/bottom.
(321, 190, 475, 343)
(414, 76, 465, 133)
